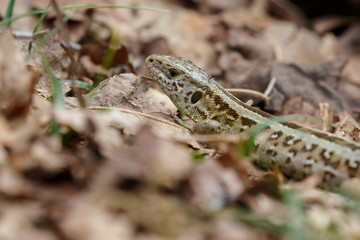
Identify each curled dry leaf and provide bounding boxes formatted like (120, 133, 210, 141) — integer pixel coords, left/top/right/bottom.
(0, 30, 38, 119)
(339, 23, 360, 55)
(17, 32, 71, 99)
(272, 59, 349, 113)
(265, 21, 323, 64)
(312, 16, 355, 34)
(342, 56, 360, 85)
(230, 58, 348, 113)
(78, 73, 198, 147)
(53, 108, 124, 160)
(66, 189, 193, 237)
(85, 73, 176, 115)
(341, 56, 360, 110)
(228, 30, 275, 61)
(92, 125, 193, 190)
(84, 107, 199, 148)
(0, 165, 34, 197)
(190, 158, 246, 210)
(0, 202, 57, 240)
(319, 33, 344, 60)
(53, 106, 196, 188)
(280, 97, 319, 120)
(29, 136, 77, 172)
(332, 112, 360, 142)
(5, 106, 51, 153)
(128, 125, 193, 187)
(11, 135, 80, 183)
(0, 0, 35, 30)
(59, 201, 134, 240)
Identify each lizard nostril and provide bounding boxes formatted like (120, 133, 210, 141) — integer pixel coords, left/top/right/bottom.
(148, 58, 153, 63)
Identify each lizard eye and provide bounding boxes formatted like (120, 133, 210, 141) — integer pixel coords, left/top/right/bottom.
(169, 68, 179, 77)
(191, 91, 203, 104)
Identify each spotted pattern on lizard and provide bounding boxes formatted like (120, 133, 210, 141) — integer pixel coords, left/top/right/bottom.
(145, 54, 360, 185)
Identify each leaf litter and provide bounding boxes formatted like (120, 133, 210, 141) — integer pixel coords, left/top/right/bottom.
(0, 0, 360, 239)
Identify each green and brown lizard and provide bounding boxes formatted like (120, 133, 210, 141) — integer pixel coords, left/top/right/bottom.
(145, 54, 360, 185)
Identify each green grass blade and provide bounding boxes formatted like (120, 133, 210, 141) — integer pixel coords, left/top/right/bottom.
(93, 29, 121, 87)
(33, 3, 50, 33)
(28, 3, 51, 55)
(59, 80, 92, 91)
(282, 190, 310, 240)
(235, 208, 288, 235)
(2, 0, 16, 28)
(48, 120, 60, 135)
(39, 49, 64, 107)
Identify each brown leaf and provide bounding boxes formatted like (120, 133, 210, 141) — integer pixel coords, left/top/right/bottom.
(53, 108, 124, 159)
(18, 32, 71, 99)
(0, 0, 36, 30)
(0, 165, 34, 197)
(0, 202, 57, 240)
(280, 97, 319, 119)
(220, 5, 274, 30)
(189, 158, 245, 210)
(333, 112, 360, 143)
(264, 21, 323, 64)
(228, 30, 275, 61)
(92, 125, 193, 190)
(59, 201, 134, 240)
(0, 30, 38, 119)
(85, 73, 176, 115)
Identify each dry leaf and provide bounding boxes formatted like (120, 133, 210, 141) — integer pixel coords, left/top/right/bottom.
(92, 125, 193, 190)
(0, 30, 37, 119)
(85, 73, 176, 115)
(264, 21, 323, 64)
(0, 203, 57, 240)
(190, 158, 245, 210)
(333, 112, 360, 142)
(59, 201, 134, 240)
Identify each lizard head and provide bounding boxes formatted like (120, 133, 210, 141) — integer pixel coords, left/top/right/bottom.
(145, 54, 212, 117)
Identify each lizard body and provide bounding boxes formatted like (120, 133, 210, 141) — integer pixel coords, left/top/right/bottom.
(145, 54, 360, 184)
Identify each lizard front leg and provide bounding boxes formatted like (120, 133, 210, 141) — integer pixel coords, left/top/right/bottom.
(173, 114, 223, 134)
(192, 119, 224, 134)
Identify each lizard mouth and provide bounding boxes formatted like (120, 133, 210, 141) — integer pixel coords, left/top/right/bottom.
(145, 55, 162, 77)
(145, 55, 174, 92)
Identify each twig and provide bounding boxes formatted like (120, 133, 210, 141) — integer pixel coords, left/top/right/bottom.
(264, 76, 277, 97)
(226, 88, 270, 105)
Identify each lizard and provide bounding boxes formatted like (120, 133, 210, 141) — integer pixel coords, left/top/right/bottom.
(145, 54, 360, 185)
